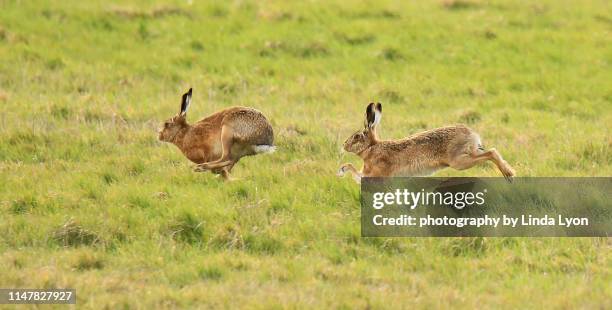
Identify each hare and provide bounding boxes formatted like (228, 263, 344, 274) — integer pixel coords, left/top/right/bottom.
(158, 88, 275, 180)
(337, 103, 515, 183)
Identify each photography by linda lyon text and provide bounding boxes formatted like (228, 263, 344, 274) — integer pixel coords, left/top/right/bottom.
(372, 215, 589, 228)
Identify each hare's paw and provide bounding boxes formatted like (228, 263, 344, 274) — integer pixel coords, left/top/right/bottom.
(222, 175, 241, 182)
(501, 161, 516, 183)
(337, 165, 348, 177)
(193, 163, 211, 172)
(213, 168, 238, 181)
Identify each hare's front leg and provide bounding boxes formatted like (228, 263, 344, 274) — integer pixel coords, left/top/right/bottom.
(337, 163, 363, 184)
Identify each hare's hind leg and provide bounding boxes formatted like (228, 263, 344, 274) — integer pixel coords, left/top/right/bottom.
(337, 163, 363, 183)
(195, 125, 235, 172)
(220, 162, 237, 181)
(207, 162, 237, 181)
(486, 148, 515, 180)
(449, 148, 515, 181)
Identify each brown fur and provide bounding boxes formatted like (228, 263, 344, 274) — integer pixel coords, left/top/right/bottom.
(338, 103, 516, 182)
(159, 90, 274, 180)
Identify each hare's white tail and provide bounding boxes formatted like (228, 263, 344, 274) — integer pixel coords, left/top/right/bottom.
(253, 145, 276, 154)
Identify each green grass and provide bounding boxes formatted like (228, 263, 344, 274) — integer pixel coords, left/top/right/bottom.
(0, 0, 611, 308)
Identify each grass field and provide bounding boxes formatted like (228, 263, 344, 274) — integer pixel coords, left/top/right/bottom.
(1, 0, 611, 308)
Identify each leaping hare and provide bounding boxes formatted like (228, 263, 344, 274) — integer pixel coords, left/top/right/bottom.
(337, 103, 515, 183)
(158, 88, 275, 180)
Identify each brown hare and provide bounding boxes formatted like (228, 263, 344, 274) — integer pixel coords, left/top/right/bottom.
(158, 88, 275, 180)
(338, 103, 515, 183)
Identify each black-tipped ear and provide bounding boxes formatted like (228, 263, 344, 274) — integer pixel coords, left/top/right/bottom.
(180, 88, 192, 115)
(372, 102, 382, 127)
(365, 102, 376, 128)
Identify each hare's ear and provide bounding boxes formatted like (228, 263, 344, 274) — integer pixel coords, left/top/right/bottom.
(179, 88, 192, 116)
(365, 102, 376, 129)
(374, 102, 382, 126)
(365, 102, 383, 129)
